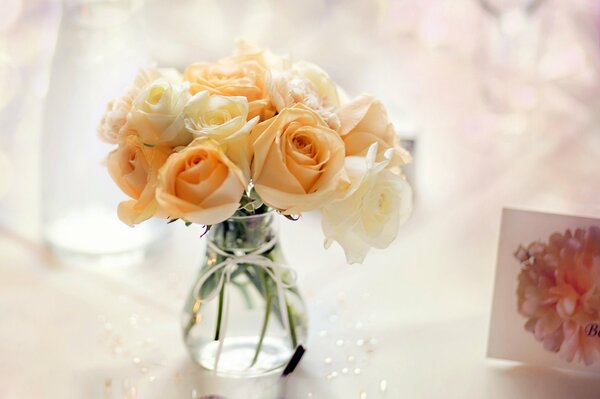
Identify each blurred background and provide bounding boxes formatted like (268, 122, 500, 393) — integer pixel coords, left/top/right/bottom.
(2, 0, 600, 246)
(3, 0, 600, 398)
(0, 0, 600, 252)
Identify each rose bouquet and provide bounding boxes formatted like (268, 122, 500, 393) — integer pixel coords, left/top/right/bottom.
(99, 41, 412, 375)
(515, 226, 600, 365)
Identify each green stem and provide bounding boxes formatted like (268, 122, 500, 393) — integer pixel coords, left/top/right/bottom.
(250, 277, 273, 368)
(244, 267, 286, 326)
(214, 280, 226, 341)
(286, 300, 298, 349)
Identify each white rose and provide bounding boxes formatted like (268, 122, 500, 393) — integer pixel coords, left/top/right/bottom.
(97, 68, 181, 144)
(183, 91, 259, 179)
(126, 78, 192, 147)
(292, 61, 340, 109)
(267, 61, 341, 130)
(321, 143, 412, 264)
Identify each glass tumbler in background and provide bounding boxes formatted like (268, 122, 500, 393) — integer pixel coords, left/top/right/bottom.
(42, 0, 165, 265)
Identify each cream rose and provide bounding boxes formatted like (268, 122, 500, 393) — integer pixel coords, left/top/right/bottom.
(156, 138, 247, 225)
(268, 61, 341, 130)
(183, 91, 259, 179)
(184, 55, 274, 121)
(337, 94, 411, 168)
(98, 68, 182, 144)
(321, 143, 412, 264)
(250, 104, 346, 214)
(107, 135, 171, 226)
(126, 78, 192, 147)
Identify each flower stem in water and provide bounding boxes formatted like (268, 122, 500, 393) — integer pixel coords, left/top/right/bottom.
(251, 295, 273, 367)
(214, 279, 226, 341)
(286, 301, 298, 349)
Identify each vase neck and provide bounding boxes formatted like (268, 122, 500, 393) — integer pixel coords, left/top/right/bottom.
(207, 212, 279, 254)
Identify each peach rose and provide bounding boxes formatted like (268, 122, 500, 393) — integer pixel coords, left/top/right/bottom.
(126, 78, 192, 147)
(250, 104, 346, 214)
(107, 135, 171, 226)
(184, 55, 274, 121)
(156, 138, 247, 225)
(228, 39, 291, 71)
(337, 94, 411, 168)
(183, 91, 258, 180)
(98, 68, 181, 145)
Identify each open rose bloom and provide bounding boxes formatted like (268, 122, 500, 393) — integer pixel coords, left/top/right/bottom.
(100, 41, 413, 264)
(515, 227, 600, 365)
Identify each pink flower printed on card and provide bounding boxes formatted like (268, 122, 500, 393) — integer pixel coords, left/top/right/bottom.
(515, 226, 600, 365)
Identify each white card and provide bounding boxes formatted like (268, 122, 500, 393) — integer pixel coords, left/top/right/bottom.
(488, 208, 600, 373)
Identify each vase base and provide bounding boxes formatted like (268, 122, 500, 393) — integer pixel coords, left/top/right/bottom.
(188, 335, 293, 377)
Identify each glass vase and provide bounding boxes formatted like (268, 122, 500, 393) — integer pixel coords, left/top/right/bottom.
(182, 212, 308, 377)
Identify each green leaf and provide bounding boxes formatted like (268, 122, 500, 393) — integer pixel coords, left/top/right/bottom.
(249, 187, 262, 201)
(236, 188, 268, 215)
(167, 218, 179, 224)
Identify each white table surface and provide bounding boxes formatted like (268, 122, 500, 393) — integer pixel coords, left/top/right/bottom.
(3, 1, 600, 398)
